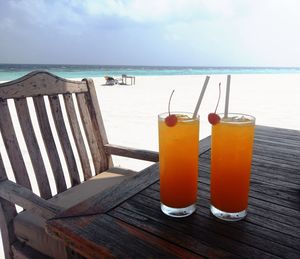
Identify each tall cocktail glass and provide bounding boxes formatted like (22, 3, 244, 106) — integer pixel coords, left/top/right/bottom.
(158, 112, 199, 217)
(210, 113, 255, 221)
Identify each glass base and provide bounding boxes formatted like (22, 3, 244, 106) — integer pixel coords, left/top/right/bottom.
(161, 203, 196, 218)
(210, 205, 247, 221)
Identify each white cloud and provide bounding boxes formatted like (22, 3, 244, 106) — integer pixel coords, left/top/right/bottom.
(1, 0, 300, 66)
(81, 0, 238, 23)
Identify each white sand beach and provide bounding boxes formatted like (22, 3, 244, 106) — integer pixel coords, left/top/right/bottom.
(0, 74, 300, 257)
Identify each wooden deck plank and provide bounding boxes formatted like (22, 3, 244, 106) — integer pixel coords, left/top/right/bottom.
(109, 206, 237, 258)
(200, 154, 300, 184)
(198, 165, 300, 212)
(49, 214, 202, 259)
(113, 194, 299, 258)
(149, 181, 300, 231)
(142, 186, 300, 252)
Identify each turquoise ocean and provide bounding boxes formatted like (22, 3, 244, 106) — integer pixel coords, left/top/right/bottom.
(1, 64, 300, 81)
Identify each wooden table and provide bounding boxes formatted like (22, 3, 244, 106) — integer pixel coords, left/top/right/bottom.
(122, 74, 135, 85)
(47, 125, 300, 258)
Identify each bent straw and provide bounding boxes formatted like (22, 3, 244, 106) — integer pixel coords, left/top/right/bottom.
(193, 76, 210, 119)
(224, 75, 231, 118)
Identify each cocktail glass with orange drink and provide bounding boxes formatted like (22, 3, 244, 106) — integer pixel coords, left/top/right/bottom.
(158, 112, 199, 217)
(210, 113, 255, 221)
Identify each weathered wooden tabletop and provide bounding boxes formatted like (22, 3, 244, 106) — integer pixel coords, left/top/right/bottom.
(47, 125, 300, 258)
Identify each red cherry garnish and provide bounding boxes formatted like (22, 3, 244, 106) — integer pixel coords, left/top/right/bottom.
(208, 113, 220, 125)
(164, 89, 177, 127)
(165, 114, 178, 127)
(208, 82, 222, 125)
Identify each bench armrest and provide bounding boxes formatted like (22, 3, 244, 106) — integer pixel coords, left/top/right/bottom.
(104, 144, 159, 162)
(0, 179, 61, 219)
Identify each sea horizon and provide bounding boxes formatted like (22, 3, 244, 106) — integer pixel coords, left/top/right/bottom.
(1, 63, 300, 81)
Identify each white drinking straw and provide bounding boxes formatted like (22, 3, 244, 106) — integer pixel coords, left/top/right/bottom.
(193, 76, 210, 119)
(224, 75, 231, 118)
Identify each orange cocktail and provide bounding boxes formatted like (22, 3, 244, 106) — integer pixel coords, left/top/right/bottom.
(158, 112, 199, 217)
(210, 113, 255, 221)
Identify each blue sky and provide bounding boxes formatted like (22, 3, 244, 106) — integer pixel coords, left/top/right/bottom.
(0, 0, 300, 66)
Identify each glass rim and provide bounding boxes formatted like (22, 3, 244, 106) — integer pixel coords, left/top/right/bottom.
(158, 111, 199, 120)
(217, 113, 255, 124)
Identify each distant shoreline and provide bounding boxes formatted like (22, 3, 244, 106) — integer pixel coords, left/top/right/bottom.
(1, 64, 300, 81)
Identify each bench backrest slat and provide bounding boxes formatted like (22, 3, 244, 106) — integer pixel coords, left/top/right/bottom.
(63, 93, 93, 180)
(33, 95, 68, 193)
(15, 97, 52, 199)
(0, 100, 32, 190)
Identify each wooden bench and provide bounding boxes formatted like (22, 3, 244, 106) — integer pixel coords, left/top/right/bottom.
(0, 71, 158, 258)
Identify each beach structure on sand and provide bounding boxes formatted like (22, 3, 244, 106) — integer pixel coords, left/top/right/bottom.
(0, 71, 158, 258)
(104, 75, 136, 86)
(121, 74, 136, 85)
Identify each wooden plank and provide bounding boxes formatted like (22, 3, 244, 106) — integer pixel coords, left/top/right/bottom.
(143, 185, 300, 253)
(198, 182, 300, 235)
(254, 133, 300, 146)
(254, 138, 300, 152)
(252, 149, 300, 168)
(194, 179, 300, 235)
(76, 93, 108, 173)
(82, 80, 112, 169)
(109, 206, 235, 258)
(255, 125, 300, 137)
(104, 135, 211, 162)
(199, 184, 299, 236)
(115, 195, 290, 258)
(198, 162, 300, 211)
(0, 199, 17, 259)
(0, 180, 61, 219)
(0, 153, 18, 259)
(48, 214, 202, 258)
(251, 161, 299, 179)
(250, 179, 300, 205)
(201, 151, 300, 183)
(199, 135, 211, 155)
(150, 156, 300, 228)
(149, 180, 300, 230)
(0, 100, 31, 189)
(14, 98, 52, 199)
(84, 79, 109, 149)
(0, 71, 88, 99)
(63, 93, 92, 180)
(0, 151, 7, 182)
(49, 95, 80, 186)
(104, 144, 159, 162)
(33, 96, 67, 193)
(254, 136, 300, 146)
(255, 126, 300, 138)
